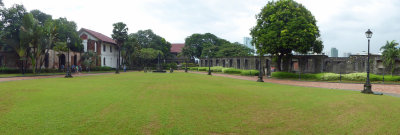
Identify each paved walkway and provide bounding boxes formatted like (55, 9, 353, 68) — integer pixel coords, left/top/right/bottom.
(188, 71, 400, 95)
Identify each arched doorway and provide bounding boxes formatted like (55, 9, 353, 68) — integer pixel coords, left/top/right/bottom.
(59, 54, 66, 70)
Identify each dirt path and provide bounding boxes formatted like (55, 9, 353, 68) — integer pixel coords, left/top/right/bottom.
(188, 71, 400, 95)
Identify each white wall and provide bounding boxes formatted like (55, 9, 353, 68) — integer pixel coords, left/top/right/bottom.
(101, 42, 119, 68)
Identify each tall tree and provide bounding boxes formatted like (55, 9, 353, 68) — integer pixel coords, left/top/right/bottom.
(184, 33, 222, 59)
(121, 34, 138, 67)
(54, 17, 82, 52)
(131, 29, 171, 58)
(139, 48, 163, 67)
(250, 0, 323, 71)
(380, 40, 399, 76)
(215, 42, 254, 57)
(19, 13, 44, 74)
(30, 9, 52, 26)
(111, 22, 128, 73)
(1, 4, 27, 74)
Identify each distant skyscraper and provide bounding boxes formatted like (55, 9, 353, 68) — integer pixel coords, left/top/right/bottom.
(330, 47, 338, 57)
(243, 37, 256, 54)
(243, 37, 253, 49)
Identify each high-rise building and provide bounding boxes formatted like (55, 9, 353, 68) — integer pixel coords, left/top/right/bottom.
(243, 37, 253, 49)
(243, 37, 256, 55)
(330, 47, 338, 57)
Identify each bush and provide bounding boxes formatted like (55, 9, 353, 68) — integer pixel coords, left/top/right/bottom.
(180, 63, 198, 67)
(163, 63, 178, 70)
(272, 72, 299, 79)
(317, 73, 340, 81)
(0, 67, 20, 74)
(91, 66, 113, 71)
(198, 67, 207, 71)
(189, 67, 198, 70)
(211, 66, 225, 72)
(222, 68, 242, 74)
(343, 73, 367, 81)
(240, 70, 259, 76)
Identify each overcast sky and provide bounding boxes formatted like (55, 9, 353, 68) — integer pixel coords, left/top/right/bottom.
(4, 0, 400, 56)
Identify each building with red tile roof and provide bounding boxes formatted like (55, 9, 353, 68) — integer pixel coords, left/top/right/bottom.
(78, 28, 120, 68)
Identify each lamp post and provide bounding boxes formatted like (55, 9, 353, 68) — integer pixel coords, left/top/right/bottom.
(362, 29, 373, 94)
(208, 49, 212, 75)
(257, 44, 264, 82)
(65, 37, 72, 78)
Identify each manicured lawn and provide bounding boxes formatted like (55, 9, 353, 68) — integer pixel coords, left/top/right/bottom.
(0, 72, 399, 134)
(0, 71, 115, 78)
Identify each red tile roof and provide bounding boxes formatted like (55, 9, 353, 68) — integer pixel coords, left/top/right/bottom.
(79, 28, 117, 45)
(171, 43, 185, 53)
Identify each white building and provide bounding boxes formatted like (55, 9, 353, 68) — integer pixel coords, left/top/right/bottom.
(78, 28, 120, 68)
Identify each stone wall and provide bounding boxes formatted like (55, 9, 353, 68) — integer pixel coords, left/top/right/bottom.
(200, 55, 400, 75)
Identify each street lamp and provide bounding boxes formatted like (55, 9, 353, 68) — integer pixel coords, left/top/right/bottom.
(362, 29, 373, 94)
(257, 44, 264, 82)
(65, 37, 72, 78)
(208, 49, 212, 75)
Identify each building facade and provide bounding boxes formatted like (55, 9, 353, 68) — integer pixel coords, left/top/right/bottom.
(330, 47, 338, 57)
(78, 28, 120, 68)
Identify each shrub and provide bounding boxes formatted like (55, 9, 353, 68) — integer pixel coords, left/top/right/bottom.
(163, 63, 178, 70)
(0, 67, 20, 74)
(211, 66, 225, 72)
(240, 70, 259, 76)
(272, 72, 298, 79)
(180, 63, 198, 67)
(343, 73, 367, 81)
(198, 67, 207, 71)
(189, 67, 198, 70)
(318, 73, 340, 81)
(222, 68, 242, 74)
(91, 66, 113, 71)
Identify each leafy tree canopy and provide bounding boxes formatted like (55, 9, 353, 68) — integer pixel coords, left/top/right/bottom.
(54, 17, 82, 52)
(111, 22, 129, 46)
(380, 40, 399, 75)
(250, 0, 323, 71)
(130, 29, 171, 58)
(30, 9, 52, 26)
(183, 33, 254, 59)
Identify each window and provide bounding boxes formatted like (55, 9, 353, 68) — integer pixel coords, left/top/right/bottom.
(103, 57, 106, 66)
(103, 45, 106, 52)
(110, 46, 112, 52)
(216, 60, 219, 66)
(222, 60, 226, 67)
(237, 59, 240, 69)
(245, 59, 248, 69)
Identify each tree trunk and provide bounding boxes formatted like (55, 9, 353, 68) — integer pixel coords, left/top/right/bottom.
(282, 55, 292, 72)
(276, 55, 282, 71)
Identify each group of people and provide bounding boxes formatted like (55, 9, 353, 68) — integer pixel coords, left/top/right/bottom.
(60, 65, 82, 74)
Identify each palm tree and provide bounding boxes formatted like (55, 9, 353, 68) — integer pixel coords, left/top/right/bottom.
(380, 40, 399, 76)
(81, 50, 98, 72)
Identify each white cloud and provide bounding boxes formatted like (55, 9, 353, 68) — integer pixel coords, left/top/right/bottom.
(4, 0, 400, 56)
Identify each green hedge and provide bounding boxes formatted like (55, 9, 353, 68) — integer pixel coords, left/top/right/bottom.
(192, 67, 260, 76)
(91, 66, 113, 71)
(240, 70, 260, 76)
(272, 72, 400, 82)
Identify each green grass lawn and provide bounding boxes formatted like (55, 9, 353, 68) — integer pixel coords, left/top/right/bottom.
(0, 71, 116, 78)
(0, 72, 400, 134)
